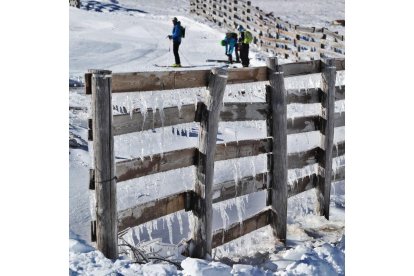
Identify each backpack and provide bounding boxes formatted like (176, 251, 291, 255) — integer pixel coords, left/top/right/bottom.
(180, 25, 186, 38)
(244, 31, 253, 44)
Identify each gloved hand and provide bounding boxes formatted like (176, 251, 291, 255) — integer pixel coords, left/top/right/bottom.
(168, 35, 172, 39)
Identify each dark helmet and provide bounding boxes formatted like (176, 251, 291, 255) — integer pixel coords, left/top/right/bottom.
(172, 17, 178, 23)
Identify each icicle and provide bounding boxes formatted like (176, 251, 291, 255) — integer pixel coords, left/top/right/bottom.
(133, 227, 141, 244)
(250, 158, 256, 185)
(177, 92, 182, 118)
(235, 197, 246, 227)
(217, 201, 230, 230)
(164, 215, 174, 244)
(232, 160, 240, 193)
(147, 221, 153, 240)
(177, 212, 184, 235)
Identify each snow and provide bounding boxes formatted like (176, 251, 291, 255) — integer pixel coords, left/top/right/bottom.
(251, 0, 345, 34)
(69, 0, 345, 274)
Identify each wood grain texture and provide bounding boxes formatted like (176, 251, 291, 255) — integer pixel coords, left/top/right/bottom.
(90, 69, 118, 259)
(317, 59, 337, 220)
(267, 57, 288, 242)
(191, 68, 228, 258)
(212, 208, 271, 248)
(117, 192, 187, 232)
(115, 148, 197, 182)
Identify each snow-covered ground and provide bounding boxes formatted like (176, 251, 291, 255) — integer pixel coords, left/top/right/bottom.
(70, 0, 345, 274)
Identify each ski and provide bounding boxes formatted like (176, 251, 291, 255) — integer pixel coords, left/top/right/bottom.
(206, 59, 230, 63)
(153, 64, 214, 68)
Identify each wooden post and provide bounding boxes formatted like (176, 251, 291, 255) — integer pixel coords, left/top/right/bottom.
(90, 69, 118, 259)
(317, 59, 336, 219)
(266, 57, 288, 243)
(190, 67, 228, 259)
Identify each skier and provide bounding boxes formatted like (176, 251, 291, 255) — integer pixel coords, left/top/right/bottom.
(221, 32, 237, 64)
(237, 25, 253, 67)
(168, 17, 183, 67)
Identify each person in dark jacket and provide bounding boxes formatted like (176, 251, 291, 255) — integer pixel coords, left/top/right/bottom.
(237, 25, 250, 67)
(168, 17, 183, 67)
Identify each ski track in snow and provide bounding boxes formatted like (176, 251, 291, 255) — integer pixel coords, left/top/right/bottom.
(69, 0, 345, 274)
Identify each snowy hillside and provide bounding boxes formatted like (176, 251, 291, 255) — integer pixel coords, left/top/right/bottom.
(251, 0, 345, 34)
(69, 0, 345, 275)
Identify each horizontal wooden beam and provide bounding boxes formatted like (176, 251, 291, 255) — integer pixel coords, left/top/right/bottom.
(214, 138, 272, 162)
(288, 161, 344, 198)
(111, 139, 344, 185)
(212, 173, 267, 204)
(117, 192, 186, 232)
(110, 93, 345, 137)
(104, 60, 345, 93)
(212, 208, 271, 248)
(288, 147, 319, 170)
(288, 141, 344, 170)
(288, 173, 318, 198)
(286, 85, 345, 104)
(115, 162, 344, 233)
(113, 104, 196, 136)
(115, 147, 197, 182)
(287, 115, 318, 135)
(220, 102, 269, 121)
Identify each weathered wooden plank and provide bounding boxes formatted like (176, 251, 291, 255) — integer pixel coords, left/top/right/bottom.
(318, 112, 345, 133)
(336, 86, 345, 101)
(287, 86, 345, 104)
(117, 192, 186, 232)
(295, 38, 322, 49)
(265, 85, 273, 207)
(288, 115, 319, 134)
(227, 67, 268, 84)
(318, 141, 345, 166)
(90, 69, 118, 259)
(322, 28, 344, 41)
(212, 173, 267, 203)
(287, 164, 344, 198)
(115, 148, 197, 182)
(174, 70, 211, 89)
(112, 71, 176, 93)
(84, 72, 92, 95)
(109, 59, 345, 93)
(191, 67, 228, 258)
(288, 147, 319, 170)
(287, 88, 320, 104)
(212, 208, 271, 248)
(214, 138, 272, 162)
(267, 57, 288, 243)
(317, 58, 336, 220)
(335, 58, 345, 71)
(113, 104, 196, 136)
(220, 102, 269, 121)
(111, 96, 344, 137)
(281, 60, 321, 77)
(332, 165, 345, 182)
(288, 173, 318, 198)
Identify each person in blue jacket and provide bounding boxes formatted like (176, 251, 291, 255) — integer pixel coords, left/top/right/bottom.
(221, 32, 237, 63)
(168, 17, 183, 67)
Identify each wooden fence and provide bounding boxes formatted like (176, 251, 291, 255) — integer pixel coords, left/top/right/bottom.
(86, 57, 345, 259)
(190, 0, 345, 61)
